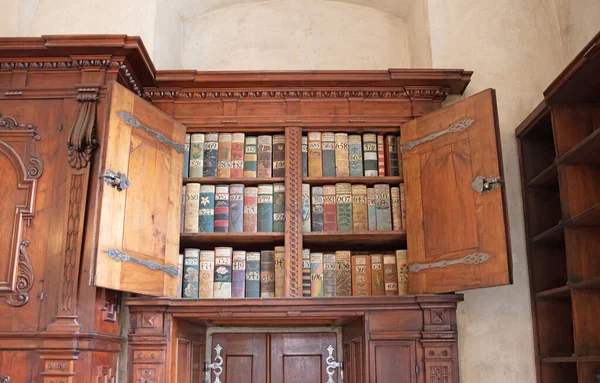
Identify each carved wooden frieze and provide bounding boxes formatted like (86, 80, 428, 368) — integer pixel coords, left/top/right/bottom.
(0, 114, 42, 307)
(67, 87, 99, 169)
(144, 89, 409, 101)
(284, 127, 302, 297)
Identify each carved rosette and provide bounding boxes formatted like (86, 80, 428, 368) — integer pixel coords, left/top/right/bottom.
(284, 127, 302, 296)
(67, 87, 99, 169)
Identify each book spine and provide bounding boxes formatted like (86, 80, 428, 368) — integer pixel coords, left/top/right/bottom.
(272, 134, 286, 177)
(397, 136, 403, 178)
(180, 185, 186, 234)
(244, 136, 258, 177)
(301, 183, 311, 232)
(257, 135, 273, 178)
(274, 246, 285, 297)
(323, 185, 337, 232)
(363, 133, 378, 177)
(182, 249, 199, 298)
(370, 254, 385, 296)
(311, 186, 324, 232)
(302, 249, 311, 297)
(348, 135, 363, 177)
(321, 132, 336, 177)
(308, 132, 323, 177)
(323, 253, 337, 297)
(352, 184, 368, 232)
(184, 183, 200, 233)
(189, 133, 204, 177)
(396, 250, 408, 295)
(231, 133, 245, 178)
(229, 184, 244, 232)
(245, 252, 261, 298)
(217, 133, 232, 178)
(334, 133, 349, 177)
(257, 184, 274, 232)
(273, 183, 286, 233)
(367, 187, 376, 231)
(335, 250, 352, 296)
(335, 183, 353, 232)
(231, 250, 246, 298)
(377, 134, 385, 176)
(302, 136, 308, 177)
(400, 183, 407, 230)
(199, 250, 215, 298)
(177, 253, 184, 298)
(383, 254, 399, 295)
(385, 135, 399, 176)
(310, 252, 324, 297)
(213, 247, 233, 298)
(183, 133, 191, 178)
(391, 186, 402, 231)
(375, 184, 392, 231)
(203, 133, 219, 177)
(351, 255, 371, 296)
(214, 185, 229, 232)
(243, 187, 258, 232)
(260, 250, 275, 297)
(198, 185, 216, 233)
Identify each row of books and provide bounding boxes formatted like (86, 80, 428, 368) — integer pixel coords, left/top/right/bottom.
(302, 183, 406, 232)
(302, 249, 409, 297)
(302, 133, 402, 178)
(182, 183, 284, 233)
(178, 247, 286, 298)
(183, 133, 285, 178)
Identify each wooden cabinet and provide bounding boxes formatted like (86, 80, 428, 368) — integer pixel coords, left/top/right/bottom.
(0, 35, 512, 383)
(516, 31, 600, 383)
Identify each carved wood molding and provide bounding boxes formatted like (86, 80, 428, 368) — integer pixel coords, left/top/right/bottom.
(284, 126, 302, 297)
(67, 87, 99, 170)
(405, 86, 450, 102)
(95, 366, 116, 383)
(144, 89, 409, 101)
(6, 241, 34, 307)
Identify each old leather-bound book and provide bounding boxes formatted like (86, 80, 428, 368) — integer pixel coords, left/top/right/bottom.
(189, 133, 204, 177)
(334, 132, 350, 176)
(183, 133, 191, 178)
(182, 248, 199, 298)
(203, 132, 219, 177)
(302, 135, 308, 177)
(367, 187, 376, 231)
(308, 132, 323, 177)
(383, 253, 399, 296)
(231, 250, 246, 298)
(302, 248, 311, 297)
(348, 134, 363, 176)
(363, 133, 378, 177)
(199, 250, 215, 298)
(351, 254, 372, 296)
(321, 132, 336, 177)
(231, 133, 245, 178)
(375, 184, 392, 231)
(199, 185, 216, 233)
(323, 252, 337, 297)
(396, 250, 408, 295)
(243, 136, 258, 177)
(229, 184, 244, 232)
(377, 134, 385, 176)
(260, 250, 275, 297)
(311, 186, 324, 232)
(384, 135, 399, 176)
(257, 135, 273, 178)
(243, 187, 258, 232)
(257, 184, 274, 232)
(274, 246, 285, 297)
(323, 185, 337, 232)
(351, 184, 368, 232)
(310, 252, 324, 297)
(400, 183, 407, 230)
(301, 183, 311, 232)
(272, 134, 286, 177)
(391, 186, 402, 231)
(335, 250, 352, 296)
(245, 252, 261, 298)
(214, 185, 229, 232)
(214, 247, 233, 298)
(217, 133, 232, 178)
(370, 254, 385, 296)
(273, 183, 285, 232)
(184, 183, 200, 233)
(336, 183, 353, 232)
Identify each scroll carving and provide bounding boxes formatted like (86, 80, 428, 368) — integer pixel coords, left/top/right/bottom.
(6, 241, 34, 307)
(67, 87, 99, 169)
(61, 174, 84, 312)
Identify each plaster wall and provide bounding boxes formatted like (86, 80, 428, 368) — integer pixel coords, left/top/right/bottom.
(0, 0, 18, 36)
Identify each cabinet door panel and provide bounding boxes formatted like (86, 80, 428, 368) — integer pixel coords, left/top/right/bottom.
(401, 89, 511, 293)
(369, 340, 417, 383)
(211, 333, 267, 383)
(93, 82, 185, 297)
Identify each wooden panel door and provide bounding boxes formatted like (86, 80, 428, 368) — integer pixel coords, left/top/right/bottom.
(369, 340, 417, 383)
(401, 89, 510, 293)
(93, 82, 186, 296)
(270, 333, 339, 383)
(210, 333, 268, 383)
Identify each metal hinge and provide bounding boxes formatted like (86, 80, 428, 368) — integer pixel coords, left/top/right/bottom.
(326, 345, 343, 383)
(204, 344, 224, 383)
(409, 252, 491, 273)
(100, 169, 130, 191)
(471, 175, 503, 194)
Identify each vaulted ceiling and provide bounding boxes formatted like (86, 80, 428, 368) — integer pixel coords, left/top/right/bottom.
(170, 0, 415, 21)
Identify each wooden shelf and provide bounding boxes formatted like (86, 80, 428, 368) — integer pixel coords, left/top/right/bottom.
(563, 203, 600, 227)
(183, 177, 285, 185)
(303, 176, 403, 186)
(531, 224, 564, 244)
(303, 230, 406, 247)
(536, 285, 571, 299)
(560, 128, 600, 164)
(542, 355, 600, 363)
(527, 162, 558, 188)
(570, 276, 600, 290)
(180, 232, 284, 247)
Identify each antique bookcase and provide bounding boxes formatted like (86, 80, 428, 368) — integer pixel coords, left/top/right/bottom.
(516, 31, 600, 383)
(0, 35, 511, 383)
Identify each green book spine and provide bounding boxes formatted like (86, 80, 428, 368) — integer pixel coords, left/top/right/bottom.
(363, 133, 378, 177)
(243, 136, 257, 177)
(198, 185, 215, 233)
(188, 133, 204, 177)
(229, 184, 244, 232)
(375, 184, 392, 231)
(273, 183, 286, 232)
(257, 184, 273, 232)
(302, 249, 311, 297)
(310, 252, 324, 297)
(202, 133, 218, 177)
(182, 248, 199, 298)
(348, 135, 363, 177)
(336, 183, 353, 232)
(367, 187, 377, 231)
(311, 186, 324, 232)
(245, 252, 261, 298)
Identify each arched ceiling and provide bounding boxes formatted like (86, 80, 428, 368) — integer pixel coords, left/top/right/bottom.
(171, 0, 415, 21)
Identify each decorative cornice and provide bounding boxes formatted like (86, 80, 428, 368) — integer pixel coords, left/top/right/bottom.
(405, 86, 450, 101)
(115, 61, 143, 97)
(144, 89, 409, 101)
(0, 114, 40, 140)
(6, 240, 34, 307)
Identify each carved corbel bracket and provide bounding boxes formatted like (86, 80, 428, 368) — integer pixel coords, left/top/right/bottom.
(67, 86, 99, 169)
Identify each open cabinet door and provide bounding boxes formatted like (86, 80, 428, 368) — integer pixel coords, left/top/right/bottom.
(401, 89, 510, 294)
(93, 82, 186, 296)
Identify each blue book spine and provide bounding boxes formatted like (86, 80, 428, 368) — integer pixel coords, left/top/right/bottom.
(302, 135, 308, 178)
(183, 133, 190, 178)
(203, 133, 219, 177)
(245, 252, 261, 298)
(348, 135, 364, 177)
(182, 248, 199, 298)
(257, 184, 274, 232)
(229, 184, 245, 232)
(198, 185, 215, 233)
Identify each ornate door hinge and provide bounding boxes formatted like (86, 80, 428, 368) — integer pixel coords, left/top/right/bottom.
(326, 345, 343, 383)
(409, 252, 491, 273)
(117, 111, 184, 153)
(100, 169, 130, 191)
(103, 249, 178, 276)
(0, 375, 9, 383)
(401, 118, 475, 152)
(204, 344, 224, 383)
(472, 175, 503, 194)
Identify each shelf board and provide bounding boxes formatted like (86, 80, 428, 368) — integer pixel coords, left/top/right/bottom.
(542, 355, 600, 363)
(570, 276, 600, 290)
(180, 232, 284, 247)
(303, 230, 406, 247)
(536, 285, 571, 299)
(560, 128, 600, 165)
(527, 162, 558, 188)
(531, 224, 564, 244)
(303, 176, 403, 186)
(183, 177, 284, 186)
(563, 203, 600, 227)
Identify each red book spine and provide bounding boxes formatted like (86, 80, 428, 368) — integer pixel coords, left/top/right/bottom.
(323, 185, 337, 232)
(377, 134, 385, 176)
(231, 133, 245, 178)
(214, 185, 229, 232)
(243, 187, 258, 232)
